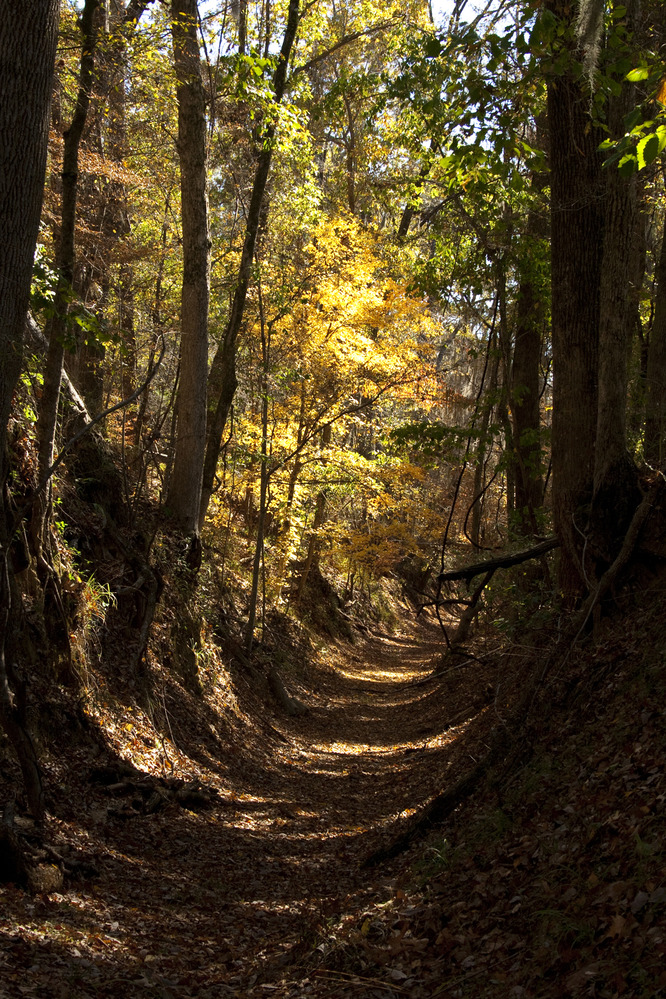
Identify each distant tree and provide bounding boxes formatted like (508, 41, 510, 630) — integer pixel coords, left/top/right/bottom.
(35, 0, 99, 550)
(199, 0, 302, 528)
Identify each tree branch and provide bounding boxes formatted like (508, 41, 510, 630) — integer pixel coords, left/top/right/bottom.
(292, 19, 399, 76)
(45, 334, 166, 483)
(437, 536, 560, 583)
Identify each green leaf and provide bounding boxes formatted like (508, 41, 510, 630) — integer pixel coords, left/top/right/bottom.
(618, 153, 637, 177)
(626, 66, 649, 82)
(637, 133, 660, 169)
(623, 107, 643, 131)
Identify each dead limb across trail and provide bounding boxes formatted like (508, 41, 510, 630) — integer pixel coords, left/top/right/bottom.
(437, 536, 560, 584)
(370, 493, 659, 867)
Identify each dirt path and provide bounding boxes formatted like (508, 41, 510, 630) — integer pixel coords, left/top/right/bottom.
(0, 618, 501, 998)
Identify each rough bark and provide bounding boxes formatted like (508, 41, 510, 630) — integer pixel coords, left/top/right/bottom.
(591, 7, 642, 564)
(0, 1, 59, 463)
(166, 0, 211, 535)
(546, 0, 606, 603)
(0, 0, 61, 822)
(645, 219, 666, 469)
(512, 220, 544, 537)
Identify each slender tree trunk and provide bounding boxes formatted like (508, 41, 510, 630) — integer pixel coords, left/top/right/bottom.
(245, 293, 271, 655)
(199, 0, 301, 529)
(166, 0, 210, 535)
(237, 0, 248, 55)
(82, 0, 136, 410)
(119, 264, 136, 399)
(35, 0, 99, 535)
(295, 423, 331, 603)
(0, 0, 61, 821)
(275, 382, 306, 594)
(496, 253, 515, 527)
(135, 193, 171, 449)
(512, 230, 544, 537)
(645, 216, 666, 468)
(470, 326, 501, 548)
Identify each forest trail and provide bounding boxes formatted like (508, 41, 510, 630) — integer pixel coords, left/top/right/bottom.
(0, 616, 501, 998)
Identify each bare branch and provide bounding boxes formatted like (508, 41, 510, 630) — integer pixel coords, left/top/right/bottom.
(292, 18, 400, 77)
(46, 334, 166, 483)
(437, 536, 560, 584)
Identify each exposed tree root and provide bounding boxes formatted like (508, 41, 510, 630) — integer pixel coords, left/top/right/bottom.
(268, 666, 308, 717)
(0, 801, 63, 892)
(569, 477, 662, 643)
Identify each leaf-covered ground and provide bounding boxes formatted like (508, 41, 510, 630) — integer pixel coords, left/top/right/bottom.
(1, 600, 666, 998)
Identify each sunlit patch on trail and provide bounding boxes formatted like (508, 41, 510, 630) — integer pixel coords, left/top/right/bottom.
(307, 718, 477, 757)
(335, 662, 426, 683)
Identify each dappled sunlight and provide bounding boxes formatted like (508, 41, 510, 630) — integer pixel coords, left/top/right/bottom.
(335, 662, 426, 683)
(0, 619, 502, 998)
(308, 715, 477, 758)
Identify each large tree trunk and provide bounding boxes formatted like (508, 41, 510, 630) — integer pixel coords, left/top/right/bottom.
(166, 0, 211, 535)
(591, 157, 641, 561)
(0, 0, 61, 821)
(546, 0, 606, 604)
(591, 1, 643, 564)
(0, 1, 59, 461)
